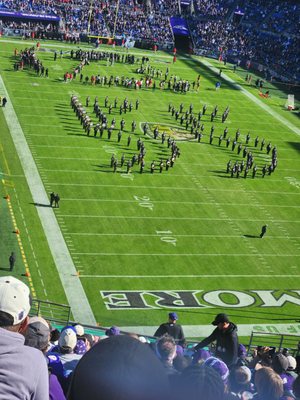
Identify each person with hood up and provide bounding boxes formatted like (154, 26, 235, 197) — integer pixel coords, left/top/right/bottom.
(194, 313, 239, 367)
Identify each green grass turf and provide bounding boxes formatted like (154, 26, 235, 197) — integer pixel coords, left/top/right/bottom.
(0, 38, 299, 331)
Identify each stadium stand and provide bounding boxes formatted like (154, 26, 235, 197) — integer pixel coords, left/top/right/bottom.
(1, 276, 299, 399)
(0, 0, 299, 81)
(0, 0, 300, 397)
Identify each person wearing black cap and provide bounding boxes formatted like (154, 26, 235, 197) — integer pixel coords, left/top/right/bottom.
(194, 313, 239, 367)
(154, 312, 185, 346)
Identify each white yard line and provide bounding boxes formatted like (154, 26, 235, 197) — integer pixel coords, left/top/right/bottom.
(46, 183, 300, 195)
(61, 199, 300, 208)
(59, 214, 299, 222)
(67, 232, 298, 239)
(0, 74, 96, 325)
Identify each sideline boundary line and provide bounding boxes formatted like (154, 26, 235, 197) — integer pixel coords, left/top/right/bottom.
(201, 59, 300, 137)
(0, 74, 96, 325)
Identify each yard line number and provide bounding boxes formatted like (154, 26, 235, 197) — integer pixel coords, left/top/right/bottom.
(134, 195, 153, 211)
(156, 230, 177, 246)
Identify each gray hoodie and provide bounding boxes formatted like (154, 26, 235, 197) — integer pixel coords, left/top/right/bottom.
(0, 327, 49, 400)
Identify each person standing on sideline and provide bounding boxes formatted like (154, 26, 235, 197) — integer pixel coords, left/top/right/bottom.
(50, 192, 55, 207)
(154, 312, 185, 346)
(260, 224, 268, 238)
(194, 313, 239, 367)
(9, 252, 15, 271)
(54, 194, 60, 208)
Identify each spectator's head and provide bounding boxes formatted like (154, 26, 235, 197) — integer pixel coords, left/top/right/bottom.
(287, 355, 297, 372)
(175, 364, 225, 400)
(157, 335, 177, 365)
(105, 325, 120, 336)
(74, 339, 87, 355)
(168, 312, 178, 322)
(73, 324, 84, 337)
(82, 333, 95, 350)
(68, 335, 169, 400)
(58, 327, 77, 354)
(212, 313, 230, 330)
(193, 348, 211, 364)
(254, 366, 283, 400)
(24, 316, 50, 352)
(229, 365, 252, 394)
(272, 353, 289, 374)
(0, 276, 31, 333)
(173, 355, 192, 372)
(204, 357, 229, 384)
(238, 344, 247, 359)
(50, 328, 60, 343)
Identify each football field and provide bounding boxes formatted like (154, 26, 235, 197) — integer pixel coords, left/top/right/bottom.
(0, 38, 299, 338)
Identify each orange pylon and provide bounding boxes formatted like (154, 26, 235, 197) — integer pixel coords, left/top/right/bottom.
(25, 271, 30, 277)
(5, 195, 10, 200)
(15, 228, 20, 235)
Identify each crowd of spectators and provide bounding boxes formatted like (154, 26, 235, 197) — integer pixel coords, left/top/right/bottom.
(193, 0, 234, 17)
(241, 0, 275, 25)
(151, 0, 179, 16)
(189, 19, 249, 56)
(261, 1, 300, 35)
(189, 17, 300, 82)
(0, 0, 299, 81)
(1, 276, 300, 400)
(0, 0, 174, 43)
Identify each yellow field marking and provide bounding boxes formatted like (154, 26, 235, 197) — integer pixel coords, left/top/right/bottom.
(3, 190, 36, 297)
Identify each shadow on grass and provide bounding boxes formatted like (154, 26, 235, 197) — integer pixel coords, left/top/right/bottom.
(243, 234, 260, 239)
(30, 202, 51, 208)
(287, 142, 300, 152)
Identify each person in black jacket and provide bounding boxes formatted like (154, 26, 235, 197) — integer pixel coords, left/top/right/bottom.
(154, 312, 185, 346)
(194, 313, 239, 367)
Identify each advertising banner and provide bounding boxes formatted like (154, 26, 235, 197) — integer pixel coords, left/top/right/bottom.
(0, 10, 60, 22)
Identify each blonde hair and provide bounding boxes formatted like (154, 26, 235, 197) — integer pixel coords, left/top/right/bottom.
(254, 367, 283, 400)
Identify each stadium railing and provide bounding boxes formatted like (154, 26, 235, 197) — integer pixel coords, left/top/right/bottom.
(248, 331, 300, 357)
(29, 299, 300, 352)
(30, 298, 71, 325)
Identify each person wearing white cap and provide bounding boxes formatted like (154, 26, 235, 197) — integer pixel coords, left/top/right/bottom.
(49, 326, 83, 377)
(0, 276, 49, 400)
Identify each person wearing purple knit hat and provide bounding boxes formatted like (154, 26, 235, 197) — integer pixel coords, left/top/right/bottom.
(105, 326, 120, 336)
